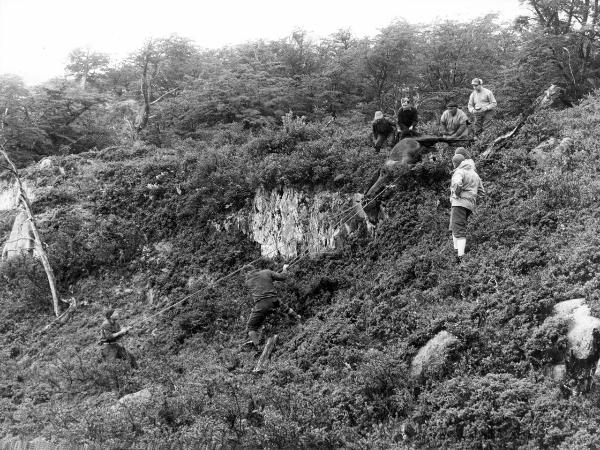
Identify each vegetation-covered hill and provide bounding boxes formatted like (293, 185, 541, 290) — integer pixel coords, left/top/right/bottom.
(1, 92, 600, 448)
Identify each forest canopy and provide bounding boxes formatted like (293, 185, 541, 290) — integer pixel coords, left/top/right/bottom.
(1, 1, 597, 163)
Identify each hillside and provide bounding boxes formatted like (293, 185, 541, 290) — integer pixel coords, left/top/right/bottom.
(1, 96, 600, 449)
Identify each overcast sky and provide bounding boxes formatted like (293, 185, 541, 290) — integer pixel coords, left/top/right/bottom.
(0, 0, 529, 85)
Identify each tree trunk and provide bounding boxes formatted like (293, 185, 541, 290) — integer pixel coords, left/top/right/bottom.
(0, 145, 61, 316)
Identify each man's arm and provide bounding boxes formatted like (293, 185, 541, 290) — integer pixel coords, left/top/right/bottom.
(270, 267, 289, 282)
(468, 93, 476, 113)
(485, 90, 497, 111)
(451, 172, 464, 198)
(411, 109, 418, 128)
(449, 123, 467, 138)
(101, 324, 131, 342)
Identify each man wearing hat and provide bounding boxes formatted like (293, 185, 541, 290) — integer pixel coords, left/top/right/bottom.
(440, 102, 470, 139)
(468, 78, 497, 136)
(449, 153, 484, 259)
(100, 308, 137, 368)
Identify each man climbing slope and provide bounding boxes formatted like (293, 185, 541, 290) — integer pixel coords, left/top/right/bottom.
(449, 154, 484, 259)
(242, 263, 300, 351)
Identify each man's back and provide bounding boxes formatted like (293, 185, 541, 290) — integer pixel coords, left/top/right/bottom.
(245, 269, 285, 301)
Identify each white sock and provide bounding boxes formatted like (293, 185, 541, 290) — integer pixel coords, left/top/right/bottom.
(457, 238, 466, 257)
(452, 236, 457, 249)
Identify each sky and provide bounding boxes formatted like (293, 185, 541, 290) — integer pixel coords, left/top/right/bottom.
(0, 0, 529, 85)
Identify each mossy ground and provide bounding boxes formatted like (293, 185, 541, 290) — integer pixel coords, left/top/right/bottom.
(2, 101, 600, 448)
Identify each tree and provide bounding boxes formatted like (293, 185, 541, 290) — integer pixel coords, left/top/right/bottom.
(517, 0, 600, 98)
(0, 121, 60, 316)
(362, 21, 418, 110)
(416, 15, 519, 113)
(65, 47, 110, 90)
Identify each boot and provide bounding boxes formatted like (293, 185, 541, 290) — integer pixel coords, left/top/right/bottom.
(456, 238, 466, 257)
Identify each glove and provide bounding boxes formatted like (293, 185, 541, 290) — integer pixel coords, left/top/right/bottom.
(282, 264, 289, 272)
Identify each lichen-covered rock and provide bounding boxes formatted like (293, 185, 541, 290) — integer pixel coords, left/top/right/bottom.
(553, 298, 600, 359)
(1, 211, 36, 260)
(410, 330, 459, 379)
(250, 186, 356, 258)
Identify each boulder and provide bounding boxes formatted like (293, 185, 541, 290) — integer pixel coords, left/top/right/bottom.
(1, 211, 36, 260)
(410, 330, 459, 379)
(112, 387, 153, 412)
(529, 137, 573, 168)
(0, 436, 54, 450)
(553, 298, 600, 359)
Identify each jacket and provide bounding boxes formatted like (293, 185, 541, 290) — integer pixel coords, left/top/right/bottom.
(245, 269, 287, 302)
(468, 87, 497, 113)
(450, 159, 484, 211)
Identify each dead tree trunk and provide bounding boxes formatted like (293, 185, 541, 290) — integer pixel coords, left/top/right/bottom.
(0, 144, 61, 317)
(135, 43, 152, 135)
(253, 334, 278, 373)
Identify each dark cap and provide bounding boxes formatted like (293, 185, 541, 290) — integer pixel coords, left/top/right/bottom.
(447, 101, 458, 108)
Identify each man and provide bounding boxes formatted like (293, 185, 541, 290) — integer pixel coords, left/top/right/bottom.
(449, 154, 484, 259)
(397, 98, 419, 139)
(372, 111, 396, 152)
(441, 102, 470, 140)
(468, 78, 497, 136)
(100, 308, 137, 368)
(243, 263, 300, 351)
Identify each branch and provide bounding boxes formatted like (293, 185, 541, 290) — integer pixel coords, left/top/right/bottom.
(150, 88, 179, 105)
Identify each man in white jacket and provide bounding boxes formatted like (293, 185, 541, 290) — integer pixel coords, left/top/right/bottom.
(468, 78, 497, 136)
(449, 154, 484, 258)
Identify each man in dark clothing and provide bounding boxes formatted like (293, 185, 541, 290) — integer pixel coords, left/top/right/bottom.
(100, 308, 137, 368)
(243, 264, 300, 350)
(397, 98, 419, 139)
(372, 111, 396, 152)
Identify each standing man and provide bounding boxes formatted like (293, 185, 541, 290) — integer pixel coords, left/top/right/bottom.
(468, 78, 497, 136)
(397, 98, 419, 139)
(441, 102, 470, 140)
(372, 111, 396, 152)
(449, 154, 484, 259)
(100, 308, 137, 368)
(243, 263, 300, 351)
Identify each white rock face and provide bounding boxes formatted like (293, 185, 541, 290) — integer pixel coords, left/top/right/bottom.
(2, 211, 37, 260)
(553, 298, 600, 359)
(250, 186, 356, 259)
(410, 330, 459, 379)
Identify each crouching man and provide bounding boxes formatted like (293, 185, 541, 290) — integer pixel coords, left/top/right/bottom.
(242, 263, 300, 351)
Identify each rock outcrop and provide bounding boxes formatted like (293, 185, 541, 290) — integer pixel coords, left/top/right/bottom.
(1, 211, 36, 260)
(410, 330, 459, 379)
(544, 298, 600, 393)
(216, 186, 369, 259)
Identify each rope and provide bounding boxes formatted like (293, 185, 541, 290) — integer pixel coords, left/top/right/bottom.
(129, 171, 404, 328)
